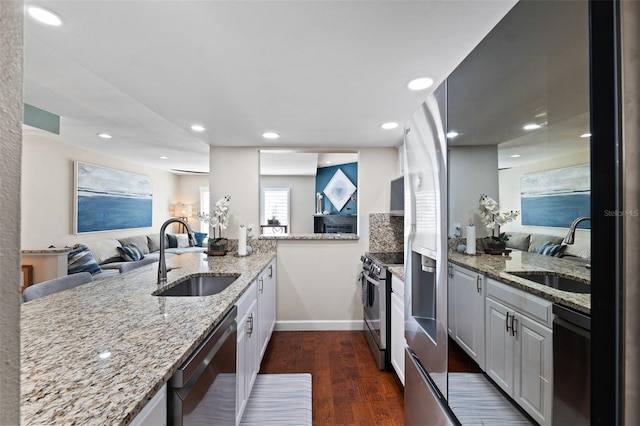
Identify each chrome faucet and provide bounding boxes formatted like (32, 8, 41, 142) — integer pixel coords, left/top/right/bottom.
(158, 218, 195, 284)
(562, 216, 591, 246)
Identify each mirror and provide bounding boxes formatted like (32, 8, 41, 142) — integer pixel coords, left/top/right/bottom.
(445, 0, 590, 421)
(259, 150, 359, 235)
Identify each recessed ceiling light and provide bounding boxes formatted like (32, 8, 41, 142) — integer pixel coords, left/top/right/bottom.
(261, 131, 280, 140)
(380, 122, 399, 130)
(190, 124, 205, 132)
(407, 77, 434, 91)
(580, 133, 592, 138)
(159, 156, 168, 160)
(446, 131, 459, 138)
(510, 154, 521, 158)
(27, 5, 62, 26)
(98, 351, 111, 360)
(326, 161, 332, 164)
(97, 133, 112, 139)
(523, 123, 542, 131)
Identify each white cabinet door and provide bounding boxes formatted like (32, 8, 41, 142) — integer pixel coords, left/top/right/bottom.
(513, 313, 553, 426)
(236, 310, 247, 426)
(485, 297, 515, 395)
(257, 259, 276, 360)
(486, 294, 553, 426)
(390, 289, 406, 385)
(236, 282, 259, 426)
(450, 264, 485, 369)
(130, 384, 167, 426)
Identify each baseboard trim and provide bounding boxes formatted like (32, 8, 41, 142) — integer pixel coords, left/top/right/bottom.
(275, 320, 363, 331)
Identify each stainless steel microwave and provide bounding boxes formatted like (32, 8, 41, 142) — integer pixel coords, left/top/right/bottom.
(390, 176, 404, 216)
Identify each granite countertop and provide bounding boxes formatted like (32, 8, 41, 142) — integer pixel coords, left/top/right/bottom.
(259, 233, 358, 240)
(448, 250, 590, 314)
(20, 251, 275, 425)
(388, 266, 405, 281)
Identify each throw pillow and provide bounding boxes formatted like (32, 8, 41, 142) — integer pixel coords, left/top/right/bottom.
(175, 234, 190, 248)
(68, 244, 102, 275)
(538, 241, 563, 256)
(194, 232, 207, 247)
(167, 234, 178, 248)
(117, 243, 145, 262)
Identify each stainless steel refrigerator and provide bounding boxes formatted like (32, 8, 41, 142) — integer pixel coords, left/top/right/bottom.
(403, 84, 458, 425)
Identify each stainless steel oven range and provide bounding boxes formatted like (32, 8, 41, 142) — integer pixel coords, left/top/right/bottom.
(360, 251, 403, 370)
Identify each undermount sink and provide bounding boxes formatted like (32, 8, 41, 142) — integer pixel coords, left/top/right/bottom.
(510, 272, 590, 294)
(154, 274, 239, 297)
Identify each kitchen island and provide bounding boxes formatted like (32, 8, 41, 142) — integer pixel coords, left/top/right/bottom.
(20, 251, 275, 425)
(448, 250, 590, 314)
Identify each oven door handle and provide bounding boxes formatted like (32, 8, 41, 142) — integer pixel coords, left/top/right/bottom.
(363, 274, 381, 287)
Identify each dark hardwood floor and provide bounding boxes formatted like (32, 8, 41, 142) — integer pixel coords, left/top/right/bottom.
(447, 337, 483, 373)
(260, 330, 404, 425)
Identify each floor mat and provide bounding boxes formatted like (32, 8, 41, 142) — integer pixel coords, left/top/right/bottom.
(448, 373, 534, 425)
(240, 373, 312, 425)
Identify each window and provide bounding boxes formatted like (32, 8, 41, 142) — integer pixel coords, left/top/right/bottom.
(199, 187, 210, 233)
(261, 188, 290, 234)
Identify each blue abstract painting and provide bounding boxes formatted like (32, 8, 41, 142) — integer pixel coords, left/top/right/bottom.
(520, 164, 590, 229)
(75, 162, 153, 233)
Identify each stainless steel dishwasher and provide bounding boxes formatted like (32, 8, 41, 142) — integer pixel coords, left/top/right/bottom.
(168, 306, 237, 425)
(552, 304, 590, 426)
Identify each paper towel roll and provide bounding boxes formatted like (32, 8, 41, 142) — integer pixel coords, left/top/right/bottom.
(238, 225, 247, 256)
(466, 225, 476, 255)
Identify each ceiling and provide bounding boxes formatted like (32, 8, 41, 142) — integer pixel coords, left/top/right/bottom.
(23, 0, 517, 174)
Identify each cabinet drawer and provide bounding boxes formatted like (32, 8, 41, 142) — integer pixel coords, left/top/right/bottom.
(391, 274, 405, 297)
(486, 278, 552, 327)
(236, 280, 258, 317)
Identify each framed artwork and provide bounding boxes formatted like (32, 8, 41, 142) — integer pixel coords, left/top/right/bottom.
(520, 164, 590, 229)
(74, 162, 153, 233)
(323, 168, 357, 212)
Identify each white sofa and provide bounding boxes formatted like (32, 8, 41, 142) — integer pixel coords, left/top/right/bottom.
(503, 231, 591, 260)
(80, 233, 206, 280)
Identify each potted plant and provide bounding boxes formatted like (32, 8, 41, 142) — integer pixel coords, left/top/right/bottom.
(197, 195, 231, 255)
(478, 194, 519, 250)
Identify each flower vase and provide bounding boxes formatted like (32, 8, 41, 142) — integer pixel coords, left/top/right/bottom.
(207, 238, 227, 256)
(484, 236, 506, 252)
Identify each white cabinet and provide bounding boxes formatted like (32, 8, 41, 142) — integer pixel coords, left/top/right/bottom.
(390, 274, 406, 385)
(485, 278, 553, 426)
(235, 257, 277, 425)
(257, 258, 277, 360)
(448, 263, 485, 369)
(130, 384, 167, 426)
(235, 281, 258, 425)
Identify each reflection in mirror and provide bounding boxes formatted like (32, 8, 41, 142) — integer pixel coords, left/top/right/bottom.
(259, 150, 358, 235)
(445, 0, 590, 423)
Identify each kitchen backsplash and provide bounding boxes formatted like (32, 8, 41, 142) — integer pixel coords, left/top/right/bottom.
(369, 213, 404, 253)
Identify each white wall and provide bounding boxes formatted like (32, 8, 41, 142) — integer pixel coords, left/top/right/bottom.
(0, 0, 22, 422)
(499, 150, 590, 242)
(209, 146, 397, 327)
(209, 147, 260, 238)
(260, 175, 315, 234)
(449, 145, 499, 238)
(21, 133, 180, 248)
(176, 174, 209, 233)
